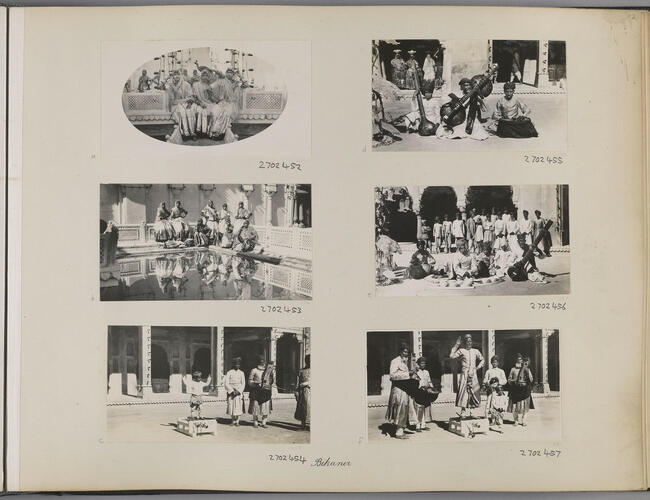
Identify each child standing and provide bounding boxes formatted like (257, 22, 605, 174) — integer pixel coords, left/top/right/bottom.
(413, 357, 437, 432)
(224, 357, 246, 426)
(183, 370, 212, 420)
(485, 377, 507, 433)
(442, 214, 452, 253)
(507, 354, 535, 426)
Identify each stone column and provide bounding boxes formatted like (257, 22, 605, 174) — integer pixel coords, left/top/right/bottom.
(270, 328, 282, 396)
(138, 325, 153, 399)
(536, 329, 552, 393)
(262, 184, 276, 226)
(293, 197, 299, 226)
(486, 329, 496, 363)
(440, 41, 451, 93)
(412, 331, 423, 359)
(487, 40, 493, 75)
(209, 327, 218, 395)
(416, 214, 423, 240)
(216, 326, 224, 397)
(284, 184, 297, 227)
(537, 40, 550, 88)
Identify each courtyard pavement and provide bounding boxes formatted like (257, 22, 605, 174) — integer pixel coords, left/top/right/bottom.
(367, 394, 561, 443)
(375, 93, 567, 152)
(377, 242, 570, 297)
(106, 398, 309, 443)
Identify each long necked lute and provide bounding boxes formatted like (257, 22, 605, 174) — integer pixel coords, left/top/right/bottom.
(439, 64, 499, 128)
(412, 67, 438, 136)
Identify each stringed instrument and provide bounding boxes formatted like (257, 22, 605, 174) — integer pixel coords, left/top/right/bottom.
(412, 64, 438, 136)
(507, 219, 554, 280)
(439, 64, 499, 128)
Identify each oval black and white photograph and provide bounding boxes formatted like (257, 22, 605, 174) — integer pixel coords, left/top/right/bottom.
(122, 45, 287, 146)
(102, 41, 310, 156)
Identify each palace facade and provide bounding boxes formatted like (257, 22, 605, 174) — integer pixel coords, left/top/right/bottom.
(107, 326, 310, 400)
(367, 329, 560, 398)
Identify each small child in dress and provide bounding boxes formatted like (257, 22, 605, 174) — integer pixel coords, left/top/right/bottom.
(485, 377, 506, 433)
(413, 357, 437, 432)
(432, 216, 443, 254)
(184, 370, 212, 420)
(475, 241, 494, 278)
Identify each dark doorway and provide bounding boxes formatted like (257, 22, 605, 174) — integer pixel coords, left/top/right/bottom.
(495, 333, 536, 378)
(548, 332, 560, 391)
(465, 185, 515, 217)
(151, 343, 170, 393)
(276, 334, 300, 393)
(224, 328, 270, 392)
(548, 41, 566, 81)
(367, 331, 412, 395)
(419, 186, 458, 228)
(492, 40, 539, 84)
(192, 347, 211, 386)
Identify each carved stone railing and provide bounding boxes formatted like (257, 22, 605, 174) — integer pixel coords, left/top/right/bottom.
(114, 222, 312, 261)
(122, 88, 287, 125)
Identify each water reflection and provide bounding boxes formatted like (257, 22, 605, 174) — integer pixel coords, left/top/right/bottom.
(100, 249, 311, 301)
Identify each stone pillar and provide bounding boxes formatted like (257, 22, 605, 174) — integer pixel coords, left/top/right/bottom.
(216, 326, 224, 396)
(412, 331, 423, 359)
(487, 40, 494, 76)
(537, 330, 552, 393)
(298, 200, 305, 227)
(270, 328, 282, 396)
(209, 327, 218, 395)
(139, 221, 147, 244)
(416, 214, 423, 240)
(138, 326, 153, 399)
(440, 41, 451, 93)
(453, 185, 468, 215)
(486, 329, 496, 363)
(284, 184, 297, 227)
(262, 184, 276, 226)
(537, 40, 550, 88)
(293, 197, 299, 226)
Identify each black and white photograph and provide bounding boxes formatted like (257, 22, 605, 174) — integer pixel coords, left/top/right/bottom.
(107, 326, 311, 443)
(100, 183, 312, 301)
(367, 329, 561, 442)
(372, 39, 567, 151)
(122, 45, 287, 146)
(375, 185, 570, 296)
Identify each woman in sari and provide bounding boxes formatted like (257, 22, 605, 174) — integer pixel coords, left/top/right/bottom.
(234, 220, 259, 252)
(192, 70, 236, 142)
(153, 202, 174, 242)
(170, 201, 189, 241)
(507, 354, 535, 426)
(294, 355, 311, 430)
(193, 219, 210, 247)
(201, 200, 219, 243)
(166, 71, 198, 141)
(233, 201, 250, 234)
(220, 221, 235, 249)
(217, 203, 231, 242)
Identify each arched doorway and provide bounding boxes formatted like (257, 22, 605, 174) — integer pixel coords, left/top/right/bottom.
(192, 347, 211, 384)
(276, 334, 300, 393)
(419, 186, 458, 227)
(492, 40, 540, 85)
(151, 343, 170, 393)
(465, 185, 515, 216)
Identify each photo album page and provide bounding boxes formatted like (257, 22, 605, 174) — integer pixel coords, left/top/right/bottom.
(5, 4, 650, 493)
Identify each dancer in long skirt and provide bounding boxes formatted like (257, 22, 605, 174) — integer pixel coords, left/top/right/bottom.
(294, 355, 311, 430)
(224, 357, 246, 426)
(153, 202, 174, 242)
(385, 344, 416, 439)
(201, 200, 219, 243)
(450, 334, 484, 417)
(170, 201, 189, 241)
(507, 354, 535, 426)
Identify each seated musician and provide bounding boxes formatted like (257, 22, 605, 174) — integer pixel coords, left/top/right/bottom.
(408, 239, 436, 280)
(403, 89, 440, 134)
(234, 220, 260, 253)
(507, 233, 547, 283)
(437, 77, 489, 141)
(489, 82, 539, 138)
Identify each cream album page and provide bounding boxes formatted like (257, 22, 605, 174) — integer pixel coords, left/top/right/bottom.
(6, 5, 649, 493)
